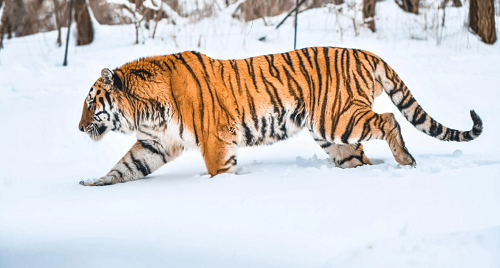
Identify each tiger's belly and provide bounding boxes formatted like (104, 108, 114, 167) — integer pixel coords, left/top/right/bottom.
(237, 107, 307, 147)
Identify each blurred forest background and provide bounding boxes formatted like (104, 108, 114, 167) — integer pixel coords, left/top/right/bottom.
(0, 0, 498, 53)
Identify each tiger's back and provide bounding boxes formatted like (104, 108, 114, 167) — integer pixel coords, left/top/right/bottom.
(167, 48, 383, 147)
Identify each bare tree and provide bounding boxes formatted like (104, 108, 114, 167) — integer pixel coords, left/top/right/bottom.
(20, 0, 45, 37)
(363, 0, 376, 32)
(74, 0, 93, 45)
(0, 0, 28, 39)
(52, 0, 63, 46)
(1, 0, 22, 49)
(395, 0, 419, 14)
(0, 0, 9, 49)
(152, 0, 164, 39)
(88, 0, 134, 25)
(469, 0, 496, 44)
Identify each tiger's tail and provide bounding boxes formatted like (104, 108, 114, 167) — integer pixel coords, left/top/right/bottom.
(373, 57, 483, 142)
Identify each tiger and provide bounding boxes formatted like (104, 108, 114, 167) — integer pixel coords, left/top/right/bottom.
(78, 47, 483, 186)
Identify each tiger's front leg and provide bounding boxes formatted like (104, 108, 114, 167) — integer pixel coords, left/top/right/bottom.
(201, 126, 239, 177)
(80, 140, 183, 186)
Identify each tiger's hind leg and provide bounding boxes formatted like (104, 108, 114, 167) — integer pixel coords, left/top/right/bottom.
(337, 109, 416, 166)
(310, 130, 371, 168)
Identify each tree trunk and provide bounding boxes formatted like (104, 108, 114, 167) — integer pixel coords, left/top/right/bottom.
(441, 0, 462, 8)
(0, 0, 6, 48)
(52, 0, 62, 47)
(152, 0, 163, 39)
(469, 0, 496, 44)
(363, 0, 376, 32)
(395, 0, 419, 14)
(74, 0, 93, 45)
(0, 0, 4, 49)
(0, 0, 28, 39)
(451, 0, 462, 7)
(20, 0, 46, 37)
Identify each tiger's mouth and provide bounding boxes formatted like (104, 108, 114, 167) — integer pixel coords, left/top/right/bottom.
(85, 123, 108, 141)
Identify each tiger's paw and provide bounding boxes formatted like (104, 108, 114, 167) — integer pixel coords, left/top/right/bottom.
(395, 151, 416, 167)
(335, 153, 372, 169)
(79, 177, 115, 186)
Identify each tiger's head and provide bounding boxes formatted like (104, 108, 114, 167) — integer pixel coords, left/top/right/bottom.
(79, 68, 132, 141)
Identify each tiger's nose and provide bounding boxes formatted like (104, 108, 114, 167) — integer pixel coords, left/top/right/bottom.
(79, 125, 85, 132)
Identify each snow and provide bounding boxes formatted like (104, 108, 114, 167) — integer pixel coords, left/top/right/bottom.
(324, 226, 500, 268)
(0, 1, 499, 267)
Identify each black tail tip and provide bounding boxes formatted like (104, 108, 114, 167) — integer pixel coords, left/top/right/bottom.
(470, 110, 483, 136)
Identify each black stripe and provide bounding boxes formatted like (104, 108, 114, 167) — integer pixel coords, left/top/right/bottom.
(191, 110, 199, 145)
(264, 54, 281, 83)
(320, 142, 332, 148)
(352, 50, 370, 88)
(224, 155, 237, 166)
(169, 86, 184, 139)
(429, 119, 443, 137)
(281, 52, 295, 72)
(130, 69, 153, 80)
(246, 86, 259, 130)
(229, 60, 243, 94)
(149, 60, 167, 72)
(123, 160, 133, 174)
(301, 48, 313, 68)
(130, 152, 150, 177)
(228, 76, 240, 113)
(192, 52, 218, 125)
(282, 66, 304, 101)
(397, 90, 416, 110)
(162, 60, 172, 72)
(311, 47, 322, 128)
(337, 154, 364, 166)
(340, 109, 369, 144)
(260, 69, 285, 124)
(104, 91, 113, 110)
(270, 116, 276, 138)
(411, 106, 426, 126)
(244, 58, 260, 93)
(340, 49, 354, 115)
(295, 51, 314, 120)
(359, 114, 377, 141)
(352, 74, 370, 105)
(463, 131, 473, 141)
(139, 140, 167, 163)
(241, 110, 253, 145)
(111, 113, 121, 131)
(260, 116, 268, 139)
(175, 53, 205, 135)
(319, 47, 331, 139)
(330, 49, 342, 140)
(357, 50, 375, 70)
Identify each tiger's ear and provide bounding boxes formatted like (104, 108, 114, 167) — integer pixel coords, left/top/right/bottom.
(101, 68, 113, 85)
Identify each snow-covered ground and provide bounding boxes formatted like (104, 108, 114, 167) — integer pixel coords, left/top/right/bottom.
(0, 2, 499, 267)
